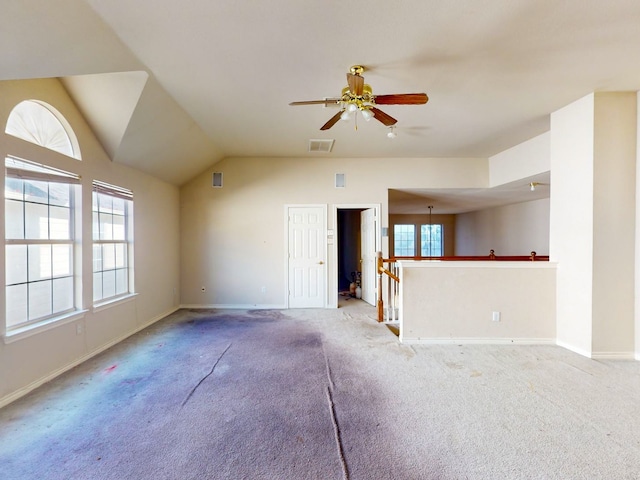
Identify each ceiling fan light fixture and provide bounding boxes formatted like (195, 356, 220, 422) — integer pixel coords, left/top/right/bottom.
(340, 110, 351, 121)
(387, 126, 397, 139)
(360, 108, 374, 121)
(347, 103, 358, 113)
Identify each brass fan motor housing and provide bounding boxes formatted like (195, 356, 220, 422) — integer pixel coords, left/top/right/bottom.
(350, 65, 365, 76)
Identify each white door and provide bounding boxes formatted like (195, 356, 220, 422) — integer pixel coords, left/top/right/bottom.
(288, 206, 326, 308)
(360, 208, 377, 305)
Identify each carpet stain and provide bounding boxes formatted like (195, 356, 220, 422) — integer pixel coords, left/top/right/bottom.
(181, 343, 232, 407)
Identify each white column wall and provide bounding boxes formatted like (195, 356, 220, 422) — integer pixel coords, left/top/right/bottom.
(549, 94, 595, 356)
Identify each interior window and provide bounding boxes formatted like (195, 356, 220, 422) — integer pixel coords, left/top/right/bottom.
(5, 100, 80, 159)
(92, 181, 133, 303)
(393, 224, 415, 257)
(421, 224, 443, 256)
(4, 158, 79, 329)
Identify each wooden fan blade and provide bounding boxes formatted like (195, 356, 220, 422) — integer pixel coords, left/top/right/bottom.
(374, 93, 428, 105)
(347, 73, 364, 96)
(320, 111, 343, 130)
(370, 107, 397, 126)
(289, 98, 340, 106)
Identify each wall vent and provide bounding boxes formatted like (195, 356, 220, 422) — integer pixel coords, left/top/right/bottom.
(308, 139, 334, 153)
(335, 173, 346, 188)
(212, 172, 223, 187)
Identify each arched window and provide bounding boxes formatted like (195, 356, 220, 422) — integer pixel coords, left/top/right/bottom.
(5, 100, 81, 159)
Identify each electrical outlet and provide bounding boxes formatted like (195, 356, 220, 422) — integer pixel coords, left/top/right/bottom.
(261, 286, 267, 293)
(76, 324, 83, 335)
(492, 311, 501, 322)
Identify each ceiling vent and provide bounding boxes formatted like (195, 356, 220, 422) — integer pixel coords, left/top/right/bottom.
(308, 139, 334, 153)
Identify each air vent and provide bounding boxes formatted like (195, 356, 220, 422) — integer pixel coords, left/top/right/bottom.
(308, 139, 334, 153)
(212, 172, 223, 187)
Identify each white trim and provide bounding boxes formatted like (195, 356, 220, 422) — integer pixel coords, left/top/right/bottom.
(400, 337, 556, 345)
(92, 293, 138, 313)
(180, 303, 287, 310)
(591, 352, 636, 360)
(3, 309, 88, 344)
(555, 339, 593, 358)
(331, 203, 382, 308)
(0, 306, 179, 409)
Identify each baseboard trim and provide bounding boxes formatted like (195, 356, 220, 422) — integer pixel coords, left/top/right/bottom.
(555, 340, 593, 358)
(0, 306, 179, 409)
(180, 303, 287, 310)
(591, 351, 636, 360)
(400, 337, 556, 345)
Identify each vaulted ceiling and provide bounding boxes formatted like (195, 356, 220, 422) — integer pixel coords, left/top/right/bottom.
(2, 1, 640, 188)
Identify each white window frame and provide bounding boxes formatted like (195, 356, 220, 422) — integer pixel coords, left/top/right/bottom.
(420, 223, 444, 257)
(92, 181, 134, 307)
(4, 157, 81, 334)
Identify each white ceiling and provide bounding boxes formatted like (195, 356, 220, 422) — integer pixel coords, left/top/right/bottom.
(2, 1, 640, 209)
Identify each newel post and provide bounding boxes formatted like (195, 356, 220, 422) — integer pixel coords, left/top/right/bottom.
(377, 251, 384, 322)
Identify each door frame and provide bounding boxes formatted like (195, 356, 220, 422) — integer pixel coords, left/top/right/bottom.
(331, 203, 381, 308)
(284, 204, 328, 308)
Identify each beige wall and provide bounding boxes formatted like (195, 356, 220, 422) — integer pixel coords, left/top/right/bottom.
(0, 78, 180, 406)
(591, 93, 636, 356)
(399, 262, 556, 343)
(180, 156, 487, 308)
(455, 198, 550, 256)
(489, 132, 550, 187)
(550, 92, 637, 358)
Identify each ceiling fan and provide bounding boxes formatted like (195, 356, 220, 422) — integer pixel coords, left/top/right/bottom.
(289, 65, 428, 131)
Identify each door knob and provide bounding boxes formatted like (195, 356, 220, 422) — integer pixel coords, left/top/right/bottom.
(318, 261, 324, 265)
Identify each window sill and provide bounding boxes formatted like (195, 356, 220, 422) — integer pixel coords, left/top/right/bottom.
(92, 293, 138, 313)
(3, 309, 89, 344)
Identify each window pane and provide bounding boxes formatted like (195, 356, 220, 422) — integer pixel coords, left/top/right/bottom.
(92, 187, 132, 303)
(421, 224, 443, 256)
(5, 100, 75, 158)
(93, 272, 103, 302)
(114, 243, 126, 268)
(6, 284, 28, 327)
(29, 280, 52, 320)
(112, 215, 125, 240)
(99, 213, 113, 240)
(115, 268, 128, 295)
(28, 244, 52, 281)
(6, 245, 28, 285)
(5, 199, 24, 239)
(53, 277, 74, 312)
(393, 224, 415, 257)
(98, 193, 113, 213)
(102, 270, 116, 299)
(93, 244, 102, 272)
(24, 180, 48, 204)
(52, 244, 72, 277)
(25, 202, 49, 239)
(5, 177, 24, 201)
(49, 206, 71, 240)
(92, 211, 99, 241)
(48, 183, 70, 207)
(112, 197, 125, 215)
(102, 244, 116, 270)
